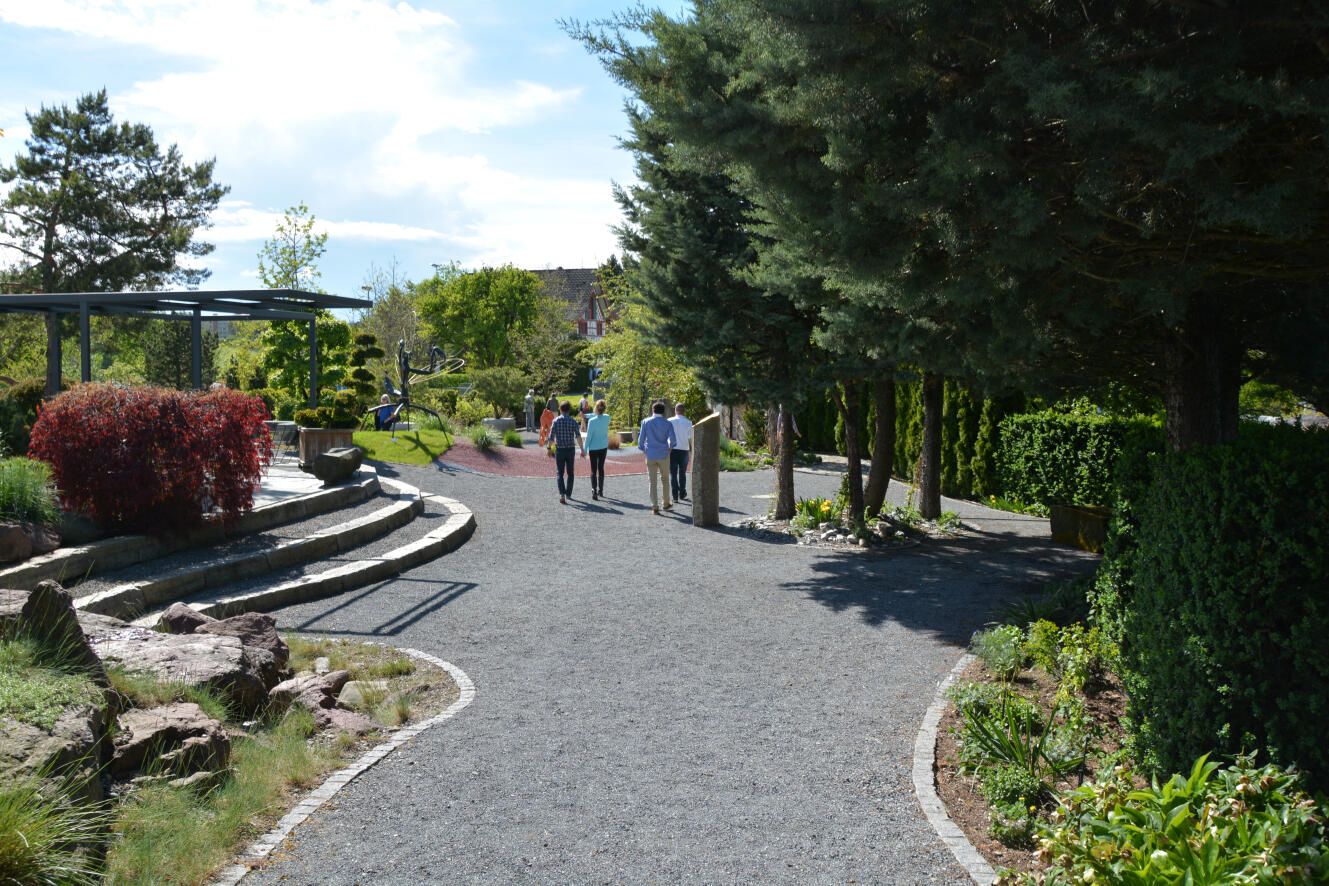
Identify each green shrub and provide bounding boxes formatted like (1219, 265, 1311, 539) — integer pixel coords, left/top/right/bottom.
(972, 625, 1026, 680)
(453, 396, 492, 429)
(1019, 755, 1329, 885)
(996, 410, 1162, 507)
(0, 457, 59, 526)
(995, 576, 1093, 629)
(980, 762, 1045, 808)
(502, 429, 523, 448)
(1095, 424, 1329, 791)
(468, 426, 497, 451)
(742, 407, 767, 450)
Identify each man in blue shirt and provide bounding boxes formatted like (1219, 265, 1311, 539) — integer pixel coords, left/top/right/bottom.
(638, 400, 677, 514)
(547, 401, 585, 504)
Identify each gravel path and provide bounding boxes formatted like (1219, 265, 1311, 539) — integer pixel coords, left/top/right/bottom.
(246, 461, 1093, 885)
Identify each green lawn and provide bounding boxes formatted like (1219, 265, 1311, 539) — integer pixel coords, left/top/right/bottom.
(352, 429, 453, 466)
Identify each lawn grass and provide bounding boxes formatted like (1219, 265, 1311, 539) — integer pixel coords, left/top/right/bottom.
(352, 428, 453, 465)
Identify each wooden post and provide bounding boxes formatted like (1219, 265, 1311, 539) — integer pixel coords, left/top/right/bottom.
(691, 412, 722, 527)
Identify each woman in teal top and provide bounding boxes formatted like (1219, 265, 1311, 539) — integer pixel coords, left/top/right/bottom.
(585, 399, 611, 500)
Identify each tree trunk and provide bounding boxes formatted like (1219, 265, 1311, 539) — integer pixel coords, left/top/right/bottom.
(44, 313, 62, 399)
(774, 409, 796, 519)
(1162, 293, 1242, 451)
(766, 406, 779, 457)
(831, 382, 865, 526)
(864, 378, 896, 515)
(917, 373, 943, 520)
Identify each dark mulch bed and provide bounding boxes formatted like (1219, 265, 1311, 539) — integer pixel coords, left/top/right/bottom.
(934, 657, 1129, 878)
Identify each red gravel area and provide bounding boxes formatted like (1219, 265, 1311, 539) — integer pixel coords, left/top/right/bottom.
(438, 438, 648, 478)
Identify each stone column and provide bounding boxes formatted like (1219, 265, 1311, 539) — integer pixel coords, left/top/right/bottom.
(691, 412, 721, 527)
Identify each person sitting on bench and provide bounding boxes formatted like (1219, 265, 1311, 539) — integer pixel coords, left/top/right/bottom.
(374, 395, 401, 431)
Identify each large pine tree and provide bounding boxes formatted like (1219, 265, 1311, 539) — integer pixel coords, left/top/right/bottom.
(0, 90, 228, 396)
(580, 1, 1329, 452)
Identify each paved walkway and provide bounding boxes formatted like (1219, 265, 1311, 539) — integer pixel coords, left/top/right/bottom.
(245, 462, 1092, 885)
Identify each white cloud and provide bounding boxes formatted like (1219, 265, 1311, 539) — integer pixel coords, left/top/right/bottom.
(0, 0, 578, 158)
(207, 202, 447, 244)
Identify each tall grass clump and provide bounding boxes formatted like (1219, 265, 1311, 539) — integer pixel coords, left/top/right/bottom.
(468, 426, 498, 451)
(0, 456, 59, 526)
(0, 777, 106, 886)
(104, 707, 337, 886)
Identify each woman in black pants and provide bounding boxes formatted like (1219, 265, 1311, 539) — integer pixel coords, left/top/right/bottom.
(584, 399, 611, 500)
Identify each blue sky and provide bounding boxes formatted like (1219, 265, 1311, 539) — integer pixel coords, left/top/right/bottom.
(0, 0, 675, 298)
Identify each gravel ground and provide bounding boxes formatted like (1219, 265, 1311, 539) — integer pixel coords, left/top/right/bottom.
(244, 461, 1094, 885)
(66, 492, 396, 598)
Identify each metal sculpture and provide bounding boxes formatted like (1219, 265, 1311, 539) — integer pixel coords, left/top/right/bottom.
(364, 339, 465, 433)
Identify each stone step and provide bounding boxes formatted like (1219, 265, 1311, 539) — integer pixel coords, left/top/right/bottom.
(1, 469, 380, 591)
(73, 474, 422, 621)
(130, 492, 474, 626)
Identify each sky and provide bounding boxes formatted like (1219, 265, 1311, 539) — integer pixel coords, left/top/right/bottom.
(0, 0, 676, 301)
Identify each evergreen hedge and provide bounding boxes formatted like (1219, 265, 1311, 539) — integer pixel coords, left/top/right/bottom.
(1093, 425, 1329, 792)
(795, 378, 1023, 499)
(996, 411, 1162, 507)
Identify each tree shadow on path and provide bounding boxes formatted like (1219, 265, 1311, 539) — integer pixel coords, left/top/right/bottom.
(780, 525, 1097, 646)
(292, 578, 475, 637)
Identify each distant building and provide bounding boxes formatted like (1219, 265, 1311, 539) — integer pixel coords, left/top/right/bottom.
(530, 267, 615, 341)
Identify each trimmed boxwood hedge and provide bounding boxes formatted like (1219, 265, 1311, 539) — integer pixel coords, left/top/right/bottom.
(1094, 424, 1329, 792)
(996, 410, 1162, 507)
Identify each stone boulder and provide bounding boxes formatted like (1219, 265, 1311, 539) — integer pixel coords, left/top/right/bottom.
(87, 623, 273, 714)
(312, 446, 363, 486)
(0, 522, 61, 563)
(157, 602, 216, 635)
(268, 669, 351, 715)
(111, 702, 231, 777)
(337, 679, 389, 709)
(268, 669, 375, 732)
(0, 523, 32, 563)
(195, 611, 289, 669)
(0, 703, 109, 806)
(0, 582, 107, 685)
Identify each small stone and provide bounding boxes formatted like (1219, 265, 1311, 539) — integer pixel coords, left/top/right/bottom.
(337, 679, 390, 709)
(313, 657, 330, 675)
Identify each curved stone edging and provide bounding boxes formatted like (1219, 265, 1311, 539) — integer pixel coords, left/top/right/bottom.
(913, 652, 997, 885)
(208, 649, 477, 886)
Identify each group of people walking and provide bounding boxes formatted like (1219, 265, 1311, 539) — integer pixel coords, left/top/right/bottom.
(542, 397, 693, 511)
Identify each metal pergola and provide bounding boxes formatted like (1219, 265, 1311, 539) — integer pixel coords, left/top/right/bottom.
(0, 289, 371, 407)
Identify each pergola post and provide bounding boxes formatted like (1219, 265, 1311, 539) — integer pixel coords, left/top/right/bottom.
(79, 301, 91, 383)
(45, 312, 61, 398)
(308, 318, 318, 408)
(191, 307, 203, 389)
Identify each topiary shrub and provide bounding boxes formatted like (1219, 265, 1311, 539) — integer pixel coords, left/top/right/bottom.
(29, 384, 273, 533)
(502, 429, 523, 448)
(1096, 424, 1329, 791)
(996, 411, 1162, 507)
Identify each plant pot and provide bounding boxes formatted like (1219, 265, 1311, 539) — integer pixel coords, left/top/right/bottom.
(1049, 504, 1112, 553)
(298, 427, 355, 472)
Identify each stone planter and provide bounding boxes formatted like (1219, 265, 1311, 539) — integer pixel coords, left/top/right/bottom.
(481, 417, 516, 434)
(298, 427, 355, 473)
(617, 429, 635, 444)
(1049, 504, 1112, 554)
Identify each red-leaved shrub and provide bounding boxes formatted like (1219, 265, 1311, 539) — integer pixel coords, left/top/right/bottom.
(30, 384, 273, 533)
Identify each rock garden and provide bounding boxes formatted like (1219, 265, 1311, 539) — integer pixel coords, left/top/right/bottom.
(0, 581, 458, 885)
